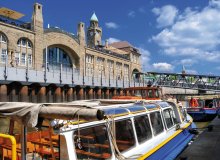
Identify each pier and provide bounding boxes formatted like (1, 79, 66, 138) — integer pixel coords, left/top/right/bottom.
(177, 117, 220, 160)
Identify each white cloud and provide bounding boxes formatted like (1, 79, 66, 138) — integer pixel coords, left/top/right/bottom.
(107, 37, 120, 44)
(152, 5, 178, 28)
(180, 59, 197, 66)
(137, 47, 151, 71)
(105, 22, 119, 29)
(152, 2, 220, 63)
(152, 62, 174, 72)
(128, 11, 135, 18)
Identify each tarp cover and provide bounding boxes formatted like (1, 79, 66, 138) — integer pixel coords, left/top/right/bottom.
(0, 102, 103, 128)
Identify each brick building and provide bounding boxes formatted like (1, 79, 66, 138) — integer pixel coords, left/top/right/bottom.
(0, 3, 143, 102)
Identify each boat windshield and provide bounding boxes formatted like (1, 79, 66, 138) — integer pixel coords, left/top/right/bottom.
(150, 112, 164, 135)
(73, 124, 112, 160)
(134, 115, 152, 143)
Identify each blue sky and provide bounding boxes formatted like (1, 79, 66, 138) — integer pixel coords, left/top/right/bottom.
(1, 0, 220, 75)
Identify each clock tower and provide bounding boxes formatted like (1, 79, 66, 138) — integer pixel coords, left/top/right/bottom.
(87, 13, 102, 47)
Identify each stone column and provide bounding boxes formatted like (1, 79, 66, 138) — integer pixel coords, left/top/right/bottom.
(38, 86, 46, 103)
(105, 89, 109, 99)
(0, 84, 8, 102)
(20, 86, 29, 102)
(47, 86, 54, 103)
(78, 88, 84, 100)
(55, 87, 61, 103)
(97, 88, 101, 99)
(73, 88, 77, 100)
(10, 87, 18, 102)
(120, 90, 124, 96)
(126, 90, 130, 96)
(31, 87, 37, 103)
(113, 89, 117, 96)
(67, 88, 73, 102)
(88, 88, 93, 99)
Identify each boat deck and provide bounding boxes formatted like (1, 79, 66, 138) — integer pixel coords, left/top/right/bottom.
(177, 117, 220, 160)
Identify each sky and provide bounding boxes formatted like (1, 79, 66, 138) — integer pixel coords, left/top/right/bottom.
(1, 0, 220, 75)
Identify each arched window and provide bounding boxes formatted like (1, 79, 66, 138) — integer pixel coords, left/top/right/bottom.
(0, 33, 8, 63)
(16, 38, 33, 66)
(44, 47, 72, 72)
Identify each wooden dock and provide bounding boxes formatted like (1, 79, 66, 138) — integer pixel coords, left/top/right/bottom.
(177, 117, 220, 160)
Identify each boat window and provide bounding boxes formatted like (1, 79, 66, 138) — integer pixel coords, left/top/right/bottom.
(134, 90, 141, 96)
(150, 112, 164, 135)
(148, 89, 153, 98)
(155, 89, 159, 98)
(115, 119, 135, 152)
(163, 109, 174, 129)
(73, 125, 111, 160)
(134, 115, 152, 143)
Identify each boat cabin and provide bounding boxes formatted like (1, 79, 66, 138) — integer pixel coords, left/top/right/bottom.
(113, 87, 161, 100)
(0, 100, 189, 160)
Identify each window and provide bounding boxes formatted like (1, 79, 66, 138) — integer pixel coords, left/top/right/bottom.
(155, 89, 159, 98)
(148, 89, 153, 98)
(0, 34, 7, 63)
(134, 115, 152, 143)
(115, 119, 135, 152)
(1, 34, 7, 43)
(150, 112, 164, 135)
(27, 41, 32, 48)
(15, 52, 20, 65)
(73, 125, 112, 160)
(163, 109, 174, 129)
(21, 53, 26, 65)
(1, 49, 7, 63)
(28, 54, 32, 66)
(17, 38, 33, 66)
(21, 39, 26, 47)
(46, 47, 72, 72)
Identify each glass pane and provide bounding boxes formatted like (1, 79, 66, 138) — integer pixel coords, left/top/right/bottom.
(150, 112, 164, 135)
(134, 115, 152, 143)
(148, 90, 153, 98)
(1, 49, 7, 62)
(163, 109, 174, 129)
(73, 125, 111, 160)
(115, 119, 135, 152)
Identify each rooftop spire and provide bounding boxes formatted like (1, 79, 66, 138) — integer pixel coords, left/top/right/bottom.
(90, 12, 98, 22)
(182, 65, 186, 74)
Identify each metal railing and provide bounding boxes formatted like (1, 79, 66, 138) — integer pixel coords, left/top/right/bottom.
(0, 15, 32, 30)
(0, 63, 149, 88)
(0, 133, 17, 160)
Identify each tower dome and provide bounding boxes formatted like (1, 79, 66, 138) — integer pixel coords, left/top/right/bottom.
(90, 12, 98, 22)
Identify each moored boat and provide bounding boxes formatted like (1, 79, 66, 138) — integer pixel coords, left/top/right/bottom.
(186, 95, 220, 122)
(112, 86, 162, 101)
(0, 100, 194, 160)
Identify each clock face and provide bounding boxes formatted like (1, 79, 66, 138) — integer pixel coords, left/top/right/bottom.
(90, 31, 94, 36)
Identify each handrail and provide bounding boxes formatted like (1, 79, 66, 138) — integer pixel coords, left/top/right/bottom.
(0, 133, 17, 160)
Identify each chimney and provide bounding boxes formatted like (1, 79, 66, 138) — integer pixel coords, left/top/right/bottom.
(105, 39, 109, 48)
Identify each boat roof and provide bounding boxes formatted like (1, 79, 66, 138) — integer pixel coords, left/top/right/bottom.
(186, 95, 220, 100)
(0, 100, 173, 128)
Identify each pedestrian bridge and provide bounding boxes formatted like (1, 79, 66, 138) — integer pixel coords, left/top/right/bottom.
(145, 72, 220, 92)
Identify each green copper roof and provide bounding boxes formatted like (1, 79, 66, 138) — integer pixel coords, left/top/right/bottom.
(90, 12, 98, 22)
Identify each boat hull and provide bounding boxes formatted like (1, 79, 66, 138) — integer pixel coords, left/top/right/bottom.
(187, 108, 217, 122)
(145, 124, 194, 160)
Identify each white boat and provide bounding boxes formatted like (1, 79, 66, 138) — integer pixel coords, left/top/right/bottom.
(0, 100, 194, 160)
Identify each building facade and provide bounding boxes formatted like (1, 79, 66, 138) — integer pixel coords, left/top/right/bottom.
(0, 3, 143, 102)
